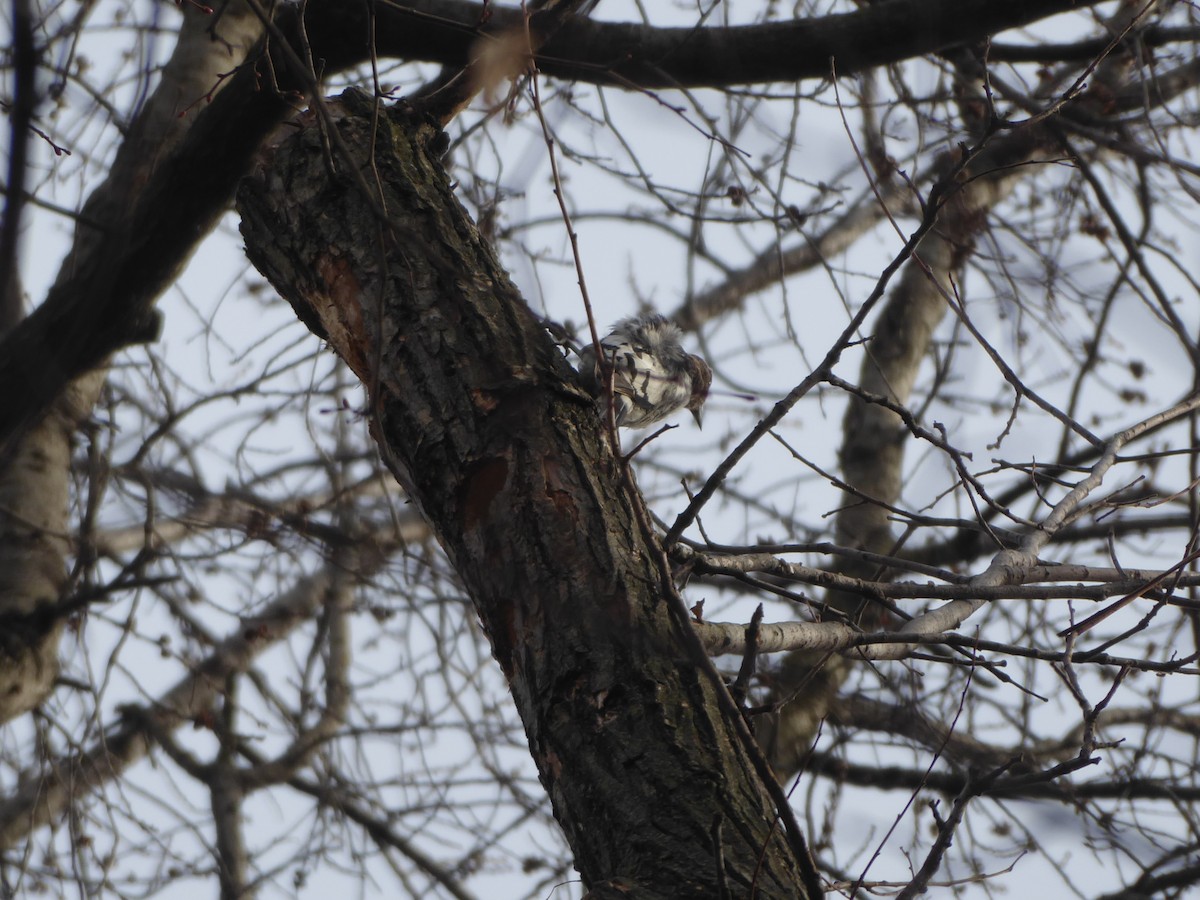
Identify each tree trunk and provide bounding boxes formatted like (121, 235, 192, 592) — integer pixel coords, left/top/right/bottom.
(237, 89, 814, 898)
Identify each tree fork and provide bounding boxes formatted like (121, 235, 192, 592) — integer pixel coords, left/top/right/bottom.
(236, 89, 816, 898)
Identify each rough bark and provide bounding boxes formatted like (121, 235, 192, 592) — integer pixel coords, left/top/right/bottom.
(237, 89, 813, 898)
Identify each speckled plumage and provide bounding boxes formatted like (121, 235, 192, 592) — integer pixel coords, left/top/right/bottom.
(578, 314, 712, 428)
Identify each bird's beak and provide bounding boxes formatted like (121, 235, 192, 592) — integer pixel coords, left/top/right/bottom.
(691, 407, 704, 429)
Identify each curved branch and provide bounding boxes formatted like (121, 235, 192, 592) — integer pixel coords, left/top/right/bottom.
(350, 0, 1107, 88)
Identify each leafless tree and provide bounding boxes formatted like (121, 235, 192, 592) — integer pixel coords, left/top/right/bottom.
(3, 0, 1200, 897)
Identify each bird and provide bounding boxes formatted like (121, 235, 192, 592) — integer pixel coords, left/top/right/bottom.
(577, 314, 712, 428)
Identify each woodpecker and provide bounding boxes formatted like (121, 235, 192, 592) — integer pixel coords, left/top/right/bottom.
(578, 314, 712, 428)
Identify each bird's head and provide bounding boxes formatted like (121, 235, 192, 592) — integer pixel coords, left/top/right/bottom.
(685, 355, 713, 427)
